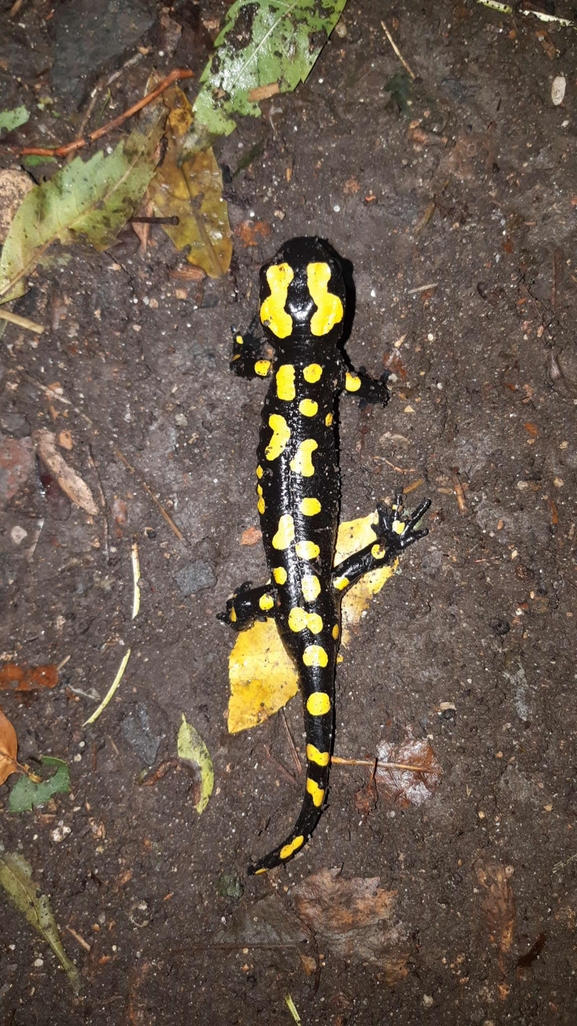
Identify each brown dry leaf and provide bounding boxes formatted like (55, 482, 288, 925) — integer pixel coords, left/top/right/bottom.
(0, 434, 34, 505)
(147, 85, 232, 278)
(212, 892, 310, 951)
(476, 861, 515, 955)
(33, 429, 98, 516)
(0, 169, 35, 245)
(354, 776, 378, 817)
(292, 868, 409, 982)
(235, 220, 272, 247)
(0, 663, 58, 691)
(375, 733, 442, 807)
(0, 706, 18, 784)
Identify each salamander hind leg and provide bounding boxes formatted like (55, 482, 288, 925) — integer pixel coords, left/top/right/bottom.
(217, 581, 275, 630)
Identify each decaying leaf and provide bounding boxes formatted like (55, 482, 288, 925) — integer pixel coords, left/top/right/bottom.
(146, 85, 232, 278)
(0, 120, 164, 303)
(211, 891, 310, 952)
(0, 707, 18, 785)
(476, 861, 515, 955)
(34, 429, 98, 516)
(0, 662, 58, 691)
(227, 512, 398, 732)
(9, 756, 70, 813)
(0, 169, 35, 245)
(375, 733, 442, 806)
(0, 851, 81, 993)
(0, 106, 29, 135)
(177, 714, 214, 813)
(292, 867, 409, 982)
(188, 0, 348, 150)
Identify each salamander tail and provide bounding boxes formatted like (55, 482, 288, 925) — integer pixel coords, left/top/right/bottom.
(247, 764, 330, 875)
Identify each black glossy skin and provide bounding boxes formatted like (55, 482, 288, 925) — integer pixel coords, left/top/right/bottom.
(220, 237, 430, 874)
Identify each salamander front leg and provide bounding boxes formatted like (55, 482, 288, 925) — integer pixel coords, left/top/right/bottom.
(230, 317, 273, 379)
(217, 580, 275, 630)
(343, 366, 390, 407)
(332, 492, 431, 593)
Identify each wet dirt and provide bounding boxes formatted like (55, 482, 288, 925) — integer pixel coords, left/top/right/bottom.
(1, 1, 577, 1023)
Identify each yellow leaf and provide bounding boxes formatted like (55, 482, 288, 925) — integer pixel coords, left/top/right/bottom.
(227, 513, 399, 733)
(177, 714, 214, 813)
(148, 86, 232, 278)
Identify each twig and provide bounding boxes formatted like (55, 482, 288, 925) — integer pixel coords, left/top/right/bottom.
(407, 283, 438, 295)
(263, 745, 298, 787)
(280, 708, 302, 776)
(83, 647, 131, 727)
(114, 447, 186, 544)
(66, 926, 92, 952)
(131, 541, 141, 620)
(381, 20, 416, 80)
(332, 755, 441, 775)
(0, 308, 44, 333)
(20, 68, 194, 159)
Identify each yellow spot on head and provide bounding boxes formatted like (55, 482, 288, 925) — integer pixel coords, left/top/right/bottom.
(255, 359, 271, 377)
(303, 363, 323, 384)
(301, 574, 321, 601)
(273, 566, 287, 585)
(335, 576, 349, 591)
(259, 593, 274, 611)
(306, 689, 331, 713)
(299, 398, 318, 417)
(345, 371, 361, 392)
(260, 263, 294, 338)
(276, 364, 296, 401)
(307, 262, 344, 336)
(265, 414, 291, 461)
(300, 497, 322, 516)
(295, 539, 320, 560)
(272, 514, 295, 550)
(290, 438, 318, 477)
(325, 412, 334, 427)
(371, 543, 386, 559)
(256, 464, 264, 479)
(332, 624, 339, 639)
(280, 834, 305, 860)
(306, 743, 330, 767)
(303, 647, 329, 669)
(306, 777, 325, 807)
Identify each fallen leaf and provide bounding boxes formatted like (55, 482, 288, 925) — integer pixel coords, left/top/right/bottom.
(147, 85, 232, 278)
(476, 861, 515, 954)
(0, 105, 29, 135)
(235, 220, 272, 247)
(0, 851, 81, 993)
(0, 707, 18, 785)
(375, 733, 442, 807)
(0, 434, 34, 505)
(9, 756, 70, 812)
(0, 662, 58, 691)
(0, 168, 35, 245)
(212, 891, 310, 951)
(0, 119, 165, 303)
(34, 429, 98, 516)
(292, 867, 409, 981)
(177, 714, 214, 813)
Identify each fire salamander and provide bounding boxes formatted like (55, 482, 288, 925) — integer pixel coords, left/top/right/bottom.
(220, 237, 430, 875)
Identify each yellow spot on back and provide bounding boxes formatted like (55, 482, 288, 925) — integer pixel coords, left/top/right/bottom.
(306, 777, 325, 807)
(272, 514, 295, 550)
(332, 624, 339, 639)
(280, 834, 304, 860)
(254, 867, 267, 875)
(300, 497, 322, 516)
(371, 543, 386, 559)
(303, 363, 323, 384)
(260, 263, 294, 338)
(288, 608, 323, 634)
(256, 465, 264, 479)
(255, 360, 271, 377)
(335, 576, 349, 591)
(325, 412, 334, 427)
(257, 497, 265, 514)
(235, 334, 244, 345)
(290, 438, 318, 477)
(301, 574, 321, 602)
(345, 371, 361, 392)
(307, 262, 344, 336)
(306, 743, 330, 767)
(295, 539, 320, 560)
(303, 646, 329, 669)
(230, 607, 237, 623)
(259, 594, 274, 611)
(273, 566, 287, 585)
(276, 364, 296, 401)
(299, 398, 318, 417)
(306, 689, 331, 712)
(265, 414, 291, 461)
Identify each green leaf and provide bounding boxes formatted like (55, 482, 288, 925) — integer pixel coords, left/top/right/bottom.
(0, 118, 165, 304)
(0, 106, 29, 133)
(188, 0, 348, 150)
(0, 851, 81, 993)
(177, 714, 214, 814)
(9, 756, 70, 813)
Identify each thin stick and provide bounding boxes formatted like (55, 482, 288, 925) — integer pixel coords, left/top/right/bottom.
(20, 68, 194, 159)
(0, 308, 44, 333)
(381, 20, 416, 80)
(114, 446, 186, 544)
(332, 755, 441, 775)
(280, 708, 302, 776)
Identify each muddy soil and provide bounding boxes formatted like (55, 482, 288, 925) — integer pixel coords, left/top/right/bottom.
(1, 1, 577, 1023)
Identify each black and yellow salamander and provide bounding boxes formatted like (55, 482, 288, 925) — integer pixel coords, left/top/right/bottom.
(220, 237, 430, 875)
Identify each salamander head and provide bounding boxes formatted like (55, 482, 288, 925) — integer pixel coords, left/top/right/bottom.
(259, 236, 346, 343)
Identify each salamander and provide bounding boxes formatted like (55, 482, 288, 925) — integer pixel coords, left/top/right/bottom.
(220, 236, 430, 875)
